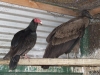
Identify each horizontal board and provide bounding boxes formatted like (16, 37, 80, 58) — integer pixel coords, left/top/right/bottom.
(0, 59, 100, 66)
(0, 41, 11, 47)
(0, 16, 64, 27)
(0, 49, 70, 59)
(0, 3, 73, 21)
(0, 7, 69, 23)
(0, 20, 28, 28)
(0, 27, 19, 33)
(0, 24, 54, 33)
(0, 34, 47, 44)
(27, 43, 47, 51)
(0, 27, 50, 38)
(0, 40, 47, 46)
(0, 2, 50, 13)
(0, 13, 31, 23)
(0, 44, 46, 51)
(0, 34, 12, 40)
(0, 48, 44, 56)
(37, 26, 54, 32)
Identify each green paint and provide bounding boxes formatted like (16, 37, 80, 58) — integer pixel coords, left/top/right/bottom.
(0, 72, 83, 75)
(80, 27, 89, 56)
(61, 66, 72, 73)
(0, 65, 82, 75)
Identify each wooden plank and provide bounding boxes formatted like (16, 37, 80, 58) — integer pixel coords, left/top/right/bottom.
(0, 27, 50, 38)
(0, 6, 72, 22)
(38, 0, 74, 3)
(0, 0, 100, 16)
(0, 59, 100, 66)
(0, 0, 77, 16)
(0, 48, 44, 56)
(90, 7, 100, 15)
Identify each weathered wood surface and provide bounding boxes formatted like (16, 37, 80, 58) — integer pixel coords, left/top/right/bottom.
(0, 59, 100, 66)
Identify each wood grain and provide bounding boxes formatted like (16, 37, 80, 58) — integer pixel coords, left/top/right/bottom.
(0, 59, 100, 66)
(0, 0, 77, 16)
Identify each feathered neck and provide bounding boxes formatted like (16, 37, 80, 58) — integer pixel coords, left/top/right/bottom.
(25, 20, 38, 32)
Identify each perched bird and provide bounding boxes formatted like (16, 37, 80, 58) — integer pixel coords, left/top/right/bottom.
(41, 10, 92, 69)
(3, 18, 42, 70)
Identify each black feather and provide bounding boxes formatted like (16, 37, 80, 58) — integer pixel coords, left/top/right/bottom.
(9, 55, 20, 70)
(11, 30, 24, 47)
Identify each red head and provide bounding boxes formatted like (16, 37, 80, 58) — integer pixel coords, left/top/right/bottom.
(33, 18, 42, 25)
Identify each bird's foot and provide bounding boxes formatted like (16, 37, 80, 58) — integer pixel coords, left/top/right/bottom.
(22, 54, 30, 62)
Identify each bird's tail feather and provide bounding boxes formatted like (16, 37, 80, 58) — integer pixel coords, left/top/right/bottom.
(41, 43, 52, 69)
(3, 51, 11, 60)
(9, 55, 20, 70)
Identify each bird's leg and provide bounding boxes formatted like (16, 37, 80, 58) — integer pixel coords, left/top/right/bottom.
(24, 54, 30, 59)
(23, 54, 30, 62)
(20, 56, 24, 59)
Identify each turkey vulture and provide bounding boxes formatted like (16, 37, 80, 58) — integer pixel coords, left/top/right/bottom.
(3, 18, 42, 70)
(41, 10, 92, 69)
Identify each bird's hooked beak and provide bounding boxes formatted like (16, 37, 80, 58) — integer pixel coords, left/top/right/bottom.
(39, 21, 42, 25)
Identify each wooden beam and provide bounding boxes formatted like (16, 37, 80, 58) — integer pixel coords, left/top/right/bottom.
(0, 59, 100, 66)
(33, 0, 75, 3)
(0, 0, 77, 16)
(90, 7, 100, 15)
(0, 0, 100, 16)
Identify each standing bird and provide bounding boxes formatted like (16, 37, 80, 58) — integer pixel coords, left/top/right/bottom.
(41, 10, 92, 69)
(3, 18, 42, 70)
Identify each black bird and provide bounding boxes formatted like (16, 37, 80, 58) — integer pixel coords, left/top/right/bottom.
(41, 10, 92, 69)
(3, 18, 42, 70)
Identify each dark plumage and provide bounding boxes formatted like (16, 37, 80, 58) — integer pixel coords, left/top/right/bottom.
(3, 18, 42, 70)
(41, 10, 92, 69)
